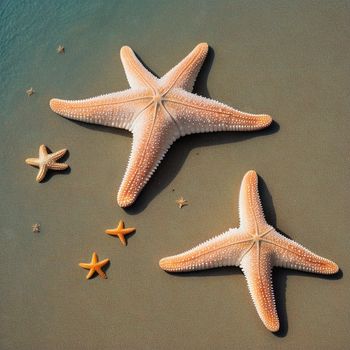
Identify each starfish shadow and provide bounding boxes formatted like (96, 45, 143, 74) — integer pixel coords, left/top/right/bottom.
(41, 147, 71, 183)
(124, 230, 137, 246)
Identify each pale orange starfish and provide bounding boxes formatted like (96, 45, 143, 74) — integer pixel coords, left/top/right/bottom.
(79, 252, 109, 279)
(50, 43, 272, 207)
(159, 170, 339, 332)
(32, 223, 40, 233)
(176, 197, 188, 208)
(26, 87, 34, 96)
(57, 45, 65, 54)
(25, 144, 68, 182)
(105, 220, 136, 246)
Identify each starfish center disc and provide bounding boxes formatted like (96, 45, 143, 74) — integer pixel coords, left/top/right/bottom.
(252, 234, 262, 243)
(153, 93, 163, 104)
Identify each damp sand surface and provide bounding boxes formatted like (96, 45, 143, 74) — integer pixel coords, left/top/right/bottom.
(0, 1, 349, 349)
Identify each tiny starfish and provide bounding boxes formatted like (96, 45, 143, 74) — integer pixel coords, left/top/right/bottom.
(105, 220, 136, 246)
(57, 45, 65, 54)
(32, 223, 40, 233)
(50, 43, 272, 207)
(25, 144, 69, 182)
(79, 252, 109, 279)
(160, 170, 339, 332)
(26, 87, 34, 96)
(176, 197, 188, 209)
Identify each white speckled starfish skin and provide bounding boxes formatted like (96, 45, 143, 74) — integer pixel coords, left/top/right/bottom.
(50, 43, 272, 207)
(159, 170, 339, 332)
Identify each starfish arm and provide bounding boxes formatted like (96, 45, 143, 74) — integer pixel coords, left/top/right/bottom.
(25, 158, 40, 167)
(265, 232, 339, 274)
(164, 89, 272, 136)
(117, 105, 180, 207)
(117, 220, 124, 230)
(49, 88, 152, 132)
(118, 234, 127, 246)
(36, 165, 48, 182)
(159, 43, 209, 93)
(95, 258, 110, 268)
(240, 246, 279, 332)
(120, 46, 159, 90)
(48, 162, 69, 171)
(78, 263, 92, 269)
(105, 229, 118, 236)
(238, 170, 271, 234)
(86, 268, 96, 280)
(159, 228, 253, 272)
(91, 252, 98, 264)
(39, 144, 48, 158)
(121, 227, 136, 235)
(49, 148, 67, 162)
(95, 267, 107, 279)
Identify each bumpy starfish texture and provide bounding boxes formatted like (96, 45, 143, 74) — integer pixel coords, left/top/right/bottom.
(79, 252, 109, 279)
(50, 43, 272, 207)
(25, 144, 68, 182)
(159, 170, 339, 332)
(105, 220, 136, 246)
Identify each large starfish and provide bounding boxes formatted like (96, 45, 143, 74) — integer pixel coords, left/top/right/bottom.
(50, 43, 272, 207)
(159, 170, 339, 332)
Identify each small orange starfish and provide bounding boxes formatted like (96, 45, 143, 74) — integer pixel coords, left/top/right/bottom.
(105, 220, 136, 246)
(78, 252, 109, 279)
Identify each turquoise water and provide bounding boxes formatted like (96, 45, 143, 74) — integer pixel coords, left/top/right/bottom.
(1, 1, 349, 349)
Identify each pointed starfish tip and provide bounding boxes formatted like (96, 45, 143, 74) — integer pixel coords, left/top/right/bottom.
(328, 262, 339, 274)
(262, 114, 273, 127)
(120, 45, 132, 56)
(197, 42, 208, 49)
(117, 193, 135, 208)
(246, 169, 257, 176)
(267, 322, 280, 333)
(49, 98, 61, 112)
(243, 170, 258, 183)
(159, 257, 172, 271)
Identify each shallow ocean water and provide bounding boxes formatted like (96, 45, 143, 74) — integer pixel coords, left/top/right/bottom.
(0, 1, 349, 349)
